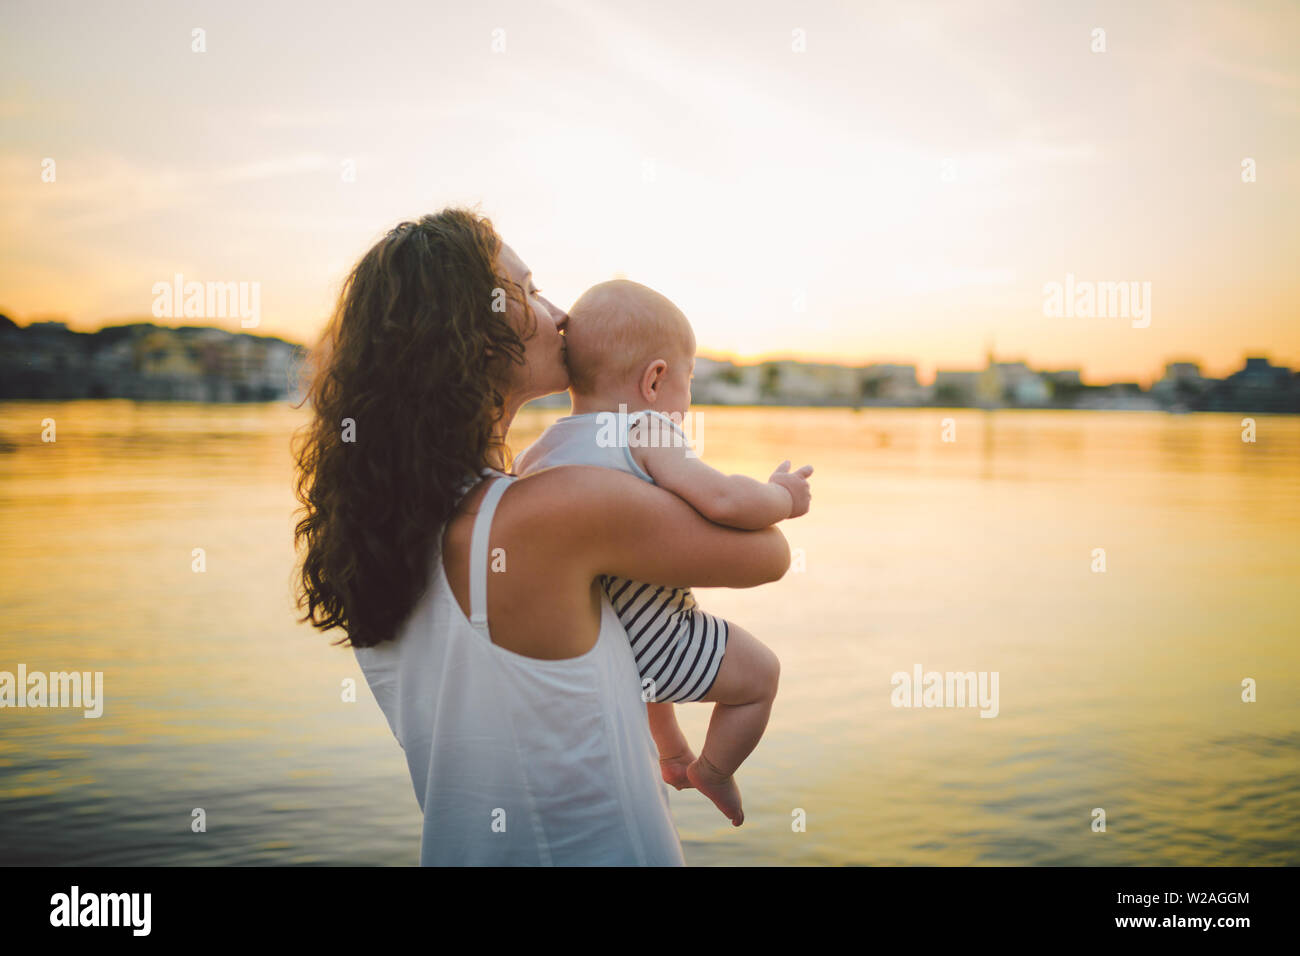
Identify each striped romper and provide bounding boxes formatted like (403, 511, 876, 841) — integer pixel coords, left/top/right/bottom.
(514, 410, 729, 702)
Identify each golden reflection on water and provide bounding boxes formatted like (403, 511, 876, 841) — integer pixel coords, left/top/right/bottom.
(1, 401, 1297, 865)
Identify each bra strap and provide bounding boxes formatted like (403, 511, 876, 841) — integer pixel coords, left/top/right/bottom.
(468, 475, 515, 634)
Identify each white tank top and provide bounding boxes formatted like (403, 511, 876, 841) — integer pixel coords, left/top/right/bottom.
(514, 410, 691, 484)
(353, 471, 685, 865)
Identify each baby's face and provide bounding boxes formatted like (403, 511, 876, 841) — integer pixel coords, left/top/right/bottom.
(656, 354, 695, 419)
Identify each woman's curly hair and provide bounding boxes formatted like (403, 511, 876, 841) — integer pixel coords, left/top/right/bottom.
(292, 208, 535, 648)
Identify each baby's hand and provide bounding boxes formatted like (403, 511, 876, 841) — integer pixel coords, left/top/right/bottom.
(769, 460, 814, 518)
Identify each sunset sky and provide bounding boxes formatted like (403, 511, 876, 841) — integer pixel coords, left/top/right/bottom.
(2, 0, 1297, 384)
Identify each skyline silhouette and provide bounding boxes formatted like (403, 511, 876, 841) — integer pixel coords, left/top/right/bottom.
(4, 313, 1296, 411)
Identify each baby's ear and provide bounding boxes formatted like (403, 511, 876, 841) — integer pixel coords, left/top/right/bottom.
(640, 359, 668, 401)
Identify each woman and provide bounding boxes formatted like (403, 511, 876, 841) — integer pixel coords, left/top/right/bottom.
(293, 208, 789, 865)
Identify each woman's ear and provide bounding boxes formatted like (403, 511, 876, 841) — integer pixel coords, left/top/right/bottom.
(639, 359, 668, 403)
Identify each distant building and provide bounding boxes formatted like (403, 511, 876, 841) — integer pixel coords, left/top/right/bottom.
(1233, 357, 1291, 388)
(982, 360, 1049, 406)
(692, 357, 761, 404)
(0, 319, 307, 402)
(932, 370, 981, 406)
(1074, 382, 1160, 411)
(1165, 361, 1203, 381)
(1150, 361, 1211, 407)
(1040, 370, 1084, 403)
(859, 364, 924, 405)
(1043, 370, 1082, 388)
(757, 360, 861, 405)
(1202, 356, 1299, 413)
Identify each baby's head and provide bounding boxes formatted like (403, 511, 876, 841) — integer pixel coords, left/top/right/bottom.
(563, 279, 695, 418)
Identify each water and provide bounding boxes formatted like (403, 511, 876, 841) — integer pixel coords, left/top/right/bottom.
(1, 401, 1297, 865)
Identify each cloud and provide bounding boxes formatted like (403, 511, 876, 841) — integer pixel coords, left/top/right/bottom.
(213, 154, 334, 183)
(1197, 54, 1299, 92)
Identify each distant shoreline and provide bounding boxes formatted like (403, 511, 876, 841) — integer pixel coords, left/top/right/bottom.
(1, 397, 1296, 416)
(3, 317, 1297, 413)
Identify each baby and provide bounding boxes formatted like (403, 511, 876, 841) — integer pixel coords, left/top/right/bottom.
(514, 279, 813, 826)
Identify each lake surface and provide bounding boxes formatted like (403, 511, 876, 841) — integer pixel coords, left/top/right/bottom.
(1, 401, 1297, 865)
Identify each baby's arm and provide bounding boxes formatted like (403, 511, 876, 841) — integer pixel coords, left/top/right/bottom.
(637, 440, 813, 531)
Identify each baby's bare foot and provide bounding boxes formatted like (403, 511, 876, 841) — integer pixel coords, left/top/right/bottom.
(687, 755, 744, 826)
(659, 752, 693, 790)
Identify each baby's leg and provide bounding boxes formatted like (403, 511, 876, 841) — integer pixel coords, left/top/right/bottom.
(645, 702, 694, 790)
(687, 623, 780, 827)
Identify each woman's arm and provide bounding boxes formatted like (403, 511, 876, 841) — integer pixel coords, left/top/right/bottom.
(521, 465, 790, 588)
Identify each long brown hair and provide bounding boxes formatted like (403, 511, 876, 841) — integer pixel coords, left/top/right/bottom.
(292, 208, 534, 647)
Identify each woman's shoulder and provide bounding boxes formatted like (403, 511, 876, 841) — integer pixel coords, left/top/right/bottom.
(491, 465, 671, 555)
(445, 466, 631, 543)
(505, 464, 654, 515)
